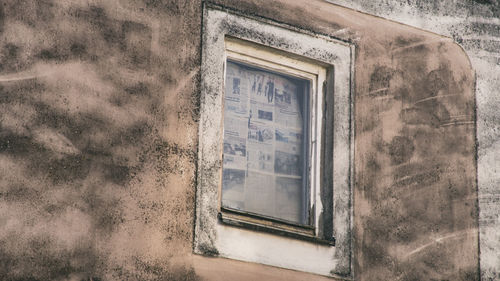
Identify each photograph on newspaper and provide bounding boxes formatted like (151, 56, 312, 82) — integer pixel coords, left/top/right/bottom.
(275, 78, 305, 129)
(247, 141, 274, 172)
(225, 61, 249, 117)
(249, 72, 275, 105)
(274, 150, 302, 176)
(250, 99, 274, 123)
(247, 121, 274, 144)
(274, 127, 303, 176)
(223, 136, 247, 170)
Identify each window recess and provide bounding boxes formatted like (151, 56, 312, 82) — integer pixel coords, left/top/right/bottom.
(219, 38, 331, 244)
(194, 5, 353, 278)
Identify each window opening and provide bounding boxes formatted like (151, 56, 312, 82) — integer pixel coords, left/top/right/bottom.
(221, 60, 311, 226)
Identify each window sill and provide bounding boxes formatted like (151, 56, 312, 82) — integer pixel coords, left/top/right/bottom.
(218, 210, 335, 246)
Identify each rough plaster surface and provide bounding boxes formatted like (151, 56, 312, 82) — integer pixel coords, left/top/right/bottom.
(0, 1, 202, 280)
(0, 0, 484, 280)
(324, 1, 500, 280)
(206, 2, 478, 281)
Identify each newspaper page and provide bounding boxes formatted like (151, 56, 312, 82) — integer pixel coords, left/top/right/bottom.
(275, 77, 304, 129)
(223, 117, 247, 170)
(221, 60, 308, 224)
(224, 62, 249, 117)
(274, 128, 303, 177)
(221, 62, 250, 210)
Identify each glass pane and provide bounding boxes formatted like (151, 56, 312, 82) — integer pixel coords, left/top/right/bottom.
(221, 60, 309, 225)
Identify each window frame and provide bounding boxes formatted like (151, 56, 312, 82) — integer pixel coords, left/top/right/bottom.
(219, 38, 330, 243)
(194, 5, 354, 278)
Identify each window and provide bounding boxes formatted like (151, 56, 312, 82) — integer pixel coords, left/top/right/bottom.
(222, 60, 312, 226)
(219, 39, 329, 242)
(195, 5, 353, 278)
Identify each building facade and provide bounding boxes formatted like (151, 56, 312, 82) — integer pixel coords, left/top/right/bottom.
(0, 0, 497, 280)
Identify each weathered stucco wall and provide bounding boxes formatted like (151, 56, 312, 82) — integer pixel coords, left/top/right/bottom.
(325, 1, 500, 280)
(0, 0, 486, 280)
(0, 1, 202, 280)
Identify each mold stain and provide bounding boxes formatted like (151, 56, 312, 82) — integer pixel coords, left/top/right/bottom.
(0, 0, 202, 280)
(0, 0, 483, 280)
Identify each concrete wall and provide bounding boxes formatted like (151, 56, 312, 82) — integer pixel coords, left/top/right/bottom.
(324, 2, 499, 280)
(0, 0, 490, 280)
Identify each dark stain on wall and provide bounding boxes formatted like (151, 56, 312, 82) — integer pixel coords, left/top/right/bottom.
(0, 0, 202, 280)
(358, 40, 477, 280)
(368, 66, 393, 97)
(388, 136, 415, 165)
(208, 1, 478, 280)
(0, 0, 481, 280)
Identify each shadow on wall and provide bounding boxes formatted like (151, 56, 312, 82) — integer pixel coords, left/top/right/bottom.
(0, 1, 202, 280)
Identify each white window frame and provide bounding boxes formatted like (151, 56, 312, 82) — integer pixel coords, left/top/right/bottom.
(220, 38, 328, 239)
(194, 5, 354, 278)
